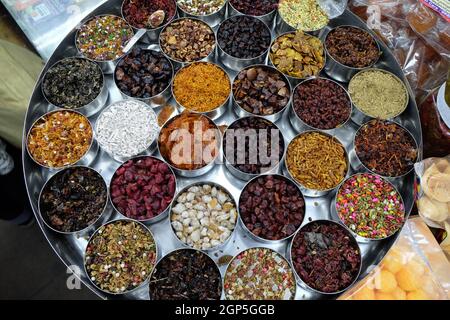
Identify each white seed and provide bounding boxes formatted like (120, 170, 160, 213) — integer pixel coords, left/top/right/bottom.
(217, 191, 228, 204)
(211, 187, 217, 196)
(191, 230, 201, 242)
(200, 217, 210, 226)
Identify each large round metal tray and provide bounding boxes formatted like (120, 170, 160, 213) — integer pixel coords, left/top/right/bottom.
(23, 0, 423, 300)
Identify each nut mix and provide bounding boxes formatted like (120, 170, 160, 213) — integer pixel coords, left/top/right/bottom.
(149, 249, 222, 300)
(229, 0, 278, 16)
(76, 15, 133, 61)
(336, 173, 405, 239)
(27, 111, 93, 168)
(270, 31, 325, 79)
(95, 100, 159, 159)
(85, 220, 157, 294)
(239, 175, 305, 240)
(278, 0, 329, 31)
(110, 156, 176, 221)
(233, 66, 290, 116)
(171, 183, 237, 250)
(39, 167, 107, 233)
(42, 58, 103, 109)
(159, 113, 219, 171)
(122, 0, 176, 29)
(325, 26, 380, 68)
(291, 221, 361, 293)
(293, 78, 351, 130)
(217, 15, 271, 59)
(224, 248, 296, 300)
(286, 132, 348, 190)
(176, 0, 226, 15)
(355, 119, 418, 177)
(223, 117, 285, 174)
(173, 62, 230, 112)
(349, 69, 408, 119)
(160, 18, 215, 63)
(115, 48, 173, 99)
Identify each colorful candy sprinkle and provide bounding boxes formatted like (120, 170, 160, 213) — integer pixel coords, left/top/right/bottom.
(336, 173, 405, 239)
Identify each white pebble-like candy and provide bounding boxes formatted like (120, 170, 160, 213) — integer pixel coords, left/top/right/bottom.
(171, 184, 237, 250)
(95, 100, 158, 158)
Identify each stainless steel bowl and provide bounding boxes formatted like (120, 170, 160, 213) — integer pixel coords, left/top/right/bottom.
(149, 247, 222, 300)
(231, 64, 292, 122)
(268, 31, 326, 87)
(75, 14, 135, 74)
(287, 219, 362, 295)
(26, 109, 98, 173)
(223, 246, 297, 300)
(237, 173, 306, 244)
(330, 172, 406, 243)
(227, 1, 278, 29)
(275, 7, 327, 36)
(168, 181, 238, 252)
(95, 99, 160, 162)
(113, 49, 174, 108)
(121, 0, 178, 44)
(157, 113, 221, 177)
(109, 155, 178, 224)
(222, 116, 286, 181)
(284, 130, 350, 197)
(348, 68, 409, 126)
(84, 218, 159, 296)
(171, 61, 230, 120)
(177, 0, 228, 28)
(289, 77, 352, 135)
(216, 15, 271, 71)
(38, 165, 111, 236)
(159, 17, 217, 69)
(41, 57, 109, 117)
(351, 119, 419, 181)
(323, 25, 381, 83)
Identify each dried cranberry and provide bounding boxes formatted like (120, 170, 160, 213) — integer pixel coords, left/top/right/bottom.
(110, 156, 176, 221)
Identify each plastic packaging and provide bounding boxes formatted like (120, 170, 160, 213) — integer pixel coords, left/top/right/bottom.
(340, 217, 450, 300)
(415, 156, 450, 259)
(349, 0, 450, 102)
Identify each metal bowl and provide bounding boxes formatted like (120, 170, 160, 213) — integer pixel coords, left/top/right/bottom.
(168, 181, 238, 252)
(284, 130, 350, 197)
(26, 109, 98, 172)
(159, 17, 217, 69)
(231, 64, 292, 122)
(351, 119, 419, 181)
(177, 0, 228, 28)
(287, 219, 362, 295)
(227, 1, 278, 29)
(330, 172, 406, 243)
(223, 246, 297, 300)
(289, 77, 352, 135)
(323, 25, 382, 83)
(171, 61, 231, 120)
(216, 15, 272, 71)
(75, 14, 135, 74)
(222, 115, 286, 181)
(149, 247, 222, 300)
(157, 113, 221, 177)
(237, 173, 306, 244)
(41, 57, 109, 117)
(38, 165, 111, 236)
(84, 218, 159, 296)
(113, 49, 174, 108)
(121, 0, 178, 44)
(95, 99, 160, 162)
(276, 5, 328, 36)
(109, 155, 178, 224)
(348, 68, 409, 126)
(268, 31, 326, 87)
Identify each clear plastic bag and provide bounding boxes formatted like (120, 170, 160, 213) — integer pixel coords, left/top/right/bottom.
(348, 0, 450, 102)
(415, 156, 450, 259)
(340, 217, 450, 300)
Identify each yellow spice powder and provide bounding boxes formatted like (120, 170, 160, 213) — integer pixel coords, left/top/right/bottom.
(173, 62, 230, 112)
